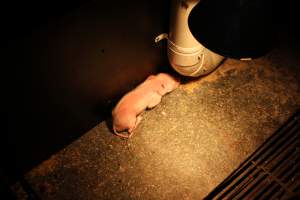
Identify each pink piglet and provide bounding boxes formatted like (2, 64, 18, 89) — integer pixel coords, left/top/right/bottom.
(112, 73, 180, 138)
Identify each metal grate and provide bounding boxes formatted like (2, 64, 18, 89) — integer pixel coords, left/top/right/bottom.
(205, 111, 300, 200)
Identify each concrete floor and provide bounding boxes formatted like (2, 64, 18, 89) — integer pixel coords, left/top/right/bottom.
(13, 47, 300, 199)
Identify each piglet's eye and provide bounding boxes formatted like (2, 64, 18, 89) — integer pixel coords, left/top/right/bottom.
(161, 84, 165, 88)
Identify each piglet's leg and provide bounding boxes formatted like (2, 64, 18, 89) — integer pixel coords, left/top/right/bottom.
(135, 115, 143, 128)
(127, 115, 143, 138)
(147, 93, 162, 109)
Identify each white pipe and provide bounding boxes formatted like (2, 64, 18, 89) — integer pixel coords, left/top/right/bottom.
(167, 0, 224, 77)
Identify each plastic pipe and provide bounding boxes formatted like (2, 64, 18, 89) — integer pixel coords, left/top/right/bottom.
(167, 0, 224, 77)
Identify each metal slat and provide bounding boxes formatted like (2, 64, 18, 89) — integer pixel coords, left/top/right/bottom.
(253, 120, 300, 164)
(228, 170, 266, 199)
(252, 181, 278, 200)
(217, 125, 300, 199)
(279, 157, 299, 182)
(260, 184, 281, 200)
(234, 173, 269, 199)
(214, 163, 257, 199)
(210, 116, 300, 199)
(271, 188, 286, 200)
(217, 126, 299, 199)
(205, 111, 300, 200)
(255, 125, 299, 167)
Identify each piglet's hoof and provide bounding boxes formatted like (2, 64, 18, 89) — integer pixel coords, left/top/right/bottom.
(112, 115, 142, 138)
(113, 130, 134, 138)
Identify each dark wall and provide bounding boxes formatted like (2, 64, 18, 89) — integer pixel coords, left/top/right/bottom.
(189, 0, 276, 59)
(2, 0, 170, 180)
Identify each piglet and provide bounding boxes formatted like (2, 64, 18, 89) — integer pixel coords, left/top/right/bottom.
(112, 73, 180, 138)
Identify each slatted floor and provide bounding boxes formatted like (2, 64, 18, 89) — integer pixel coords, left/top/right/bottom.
(205, 110, 300, 200)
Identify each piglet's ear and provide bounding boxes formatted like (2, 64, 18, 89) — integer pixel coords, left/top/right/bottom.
(146, 75, 156, 81)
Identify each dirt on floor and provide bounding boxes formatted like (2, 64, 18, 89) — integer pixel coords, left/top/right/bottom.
(17, 47, 300, 200)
